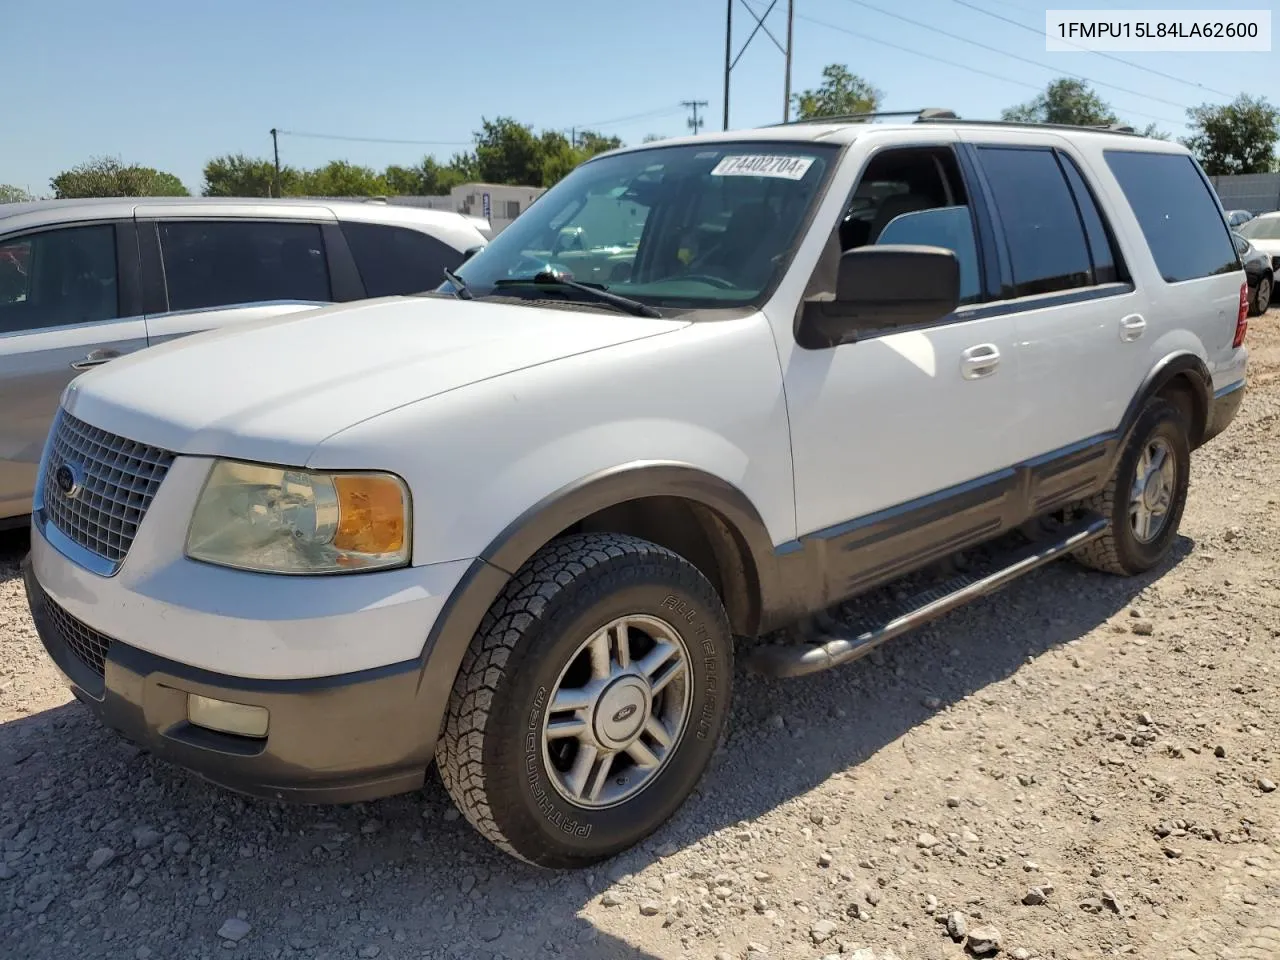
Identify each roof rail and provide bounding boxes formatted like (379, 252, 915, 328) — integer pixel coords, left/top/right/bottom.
(770, 108, 957, 127)
(913, 115, 1143, 136)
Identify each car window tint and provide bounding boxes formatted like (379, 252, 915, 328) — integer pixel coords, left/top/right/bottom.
(340, 222, 464, 297)
(1103, 151, 1239, 283)
(158, 220, 330, 312)
(0, 225, 118, 335)
(875, 205, 982, 304)
(1057, 152, 1122, 284)
(977, 146, 1092, 298)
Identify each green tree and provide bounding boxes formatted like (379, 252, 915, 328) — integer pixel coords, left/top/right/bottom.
(203, 154, 298, 197)
(384, 156, 471, 196)
(51, 156, 189, 198)
(294, 160, 389, 197)
(1182, 94, 1280, 176)
(1002, 78, 1117, 126)
(642, 133, 667, 143)
(575, 130, 623, 156)
(473, 117, 544, 186)
(791, 65, 882, 121)
(538, 131, 581, 188)
(1138, 123, 1171, 141)
(0, 184, 34, 203)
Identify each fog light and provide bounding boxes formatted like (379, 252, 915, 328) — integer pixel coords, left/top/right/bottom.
(187, 695, 269, 738)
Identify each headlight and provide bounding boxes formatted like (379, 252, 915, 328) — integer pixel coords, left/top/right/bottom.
(186, 461, 410, 574)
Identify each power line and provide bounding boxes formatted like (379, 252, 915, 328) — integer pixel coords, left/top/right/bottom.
(777, 7, 1183, 127)
(569, 104, 688, 131)
(832, 0, 1193, 114)
(950, 0, 1233, 99)
(276, 130, 472, 146)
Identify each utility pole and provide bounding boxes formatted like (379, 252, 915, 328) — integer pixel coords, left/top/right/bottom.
(722, 0, 733, 130)
(783, 0, 794, 123)
(682, 100, 709, 135)
(722, 0, 794, 131)
(270, 128, 281, 198)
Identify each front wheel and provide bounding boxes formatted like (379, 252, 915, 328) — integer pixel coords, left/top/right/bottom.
(437, 533, 734, 868)
(1072, 396, 1190, 576)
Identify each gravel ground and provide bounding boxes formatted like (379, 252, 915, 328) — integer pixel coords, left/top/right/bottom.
(2, 309, 1278, 960)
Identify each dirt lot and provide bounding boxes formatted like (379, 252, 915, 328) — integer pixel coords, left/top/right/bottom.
(2, 310, 1278, 960)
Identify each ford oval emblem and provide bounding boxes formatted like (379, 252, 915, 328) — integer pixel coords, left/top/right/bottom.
(55, 463, 82, 499)
(612, 704, 639, 724)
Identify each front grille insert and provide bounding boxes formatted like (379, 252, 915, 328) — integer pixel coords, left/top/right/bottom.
(40, 586, 113, 681)
(41, 410, 175, 572)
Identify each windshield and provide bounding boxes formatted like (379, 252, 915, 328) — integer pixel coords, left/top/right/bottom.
(448, 141, 839, 310)
(1238, 216, 1280, 241)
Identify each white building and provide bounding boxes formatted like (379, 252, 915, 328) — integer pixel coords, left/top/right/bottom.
(392, 183, 546, 235)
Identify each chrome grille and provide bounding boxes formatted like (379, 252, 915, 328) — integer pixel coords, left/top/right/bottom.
(41, 410, 175, 572)
(41, 585, 113, 681)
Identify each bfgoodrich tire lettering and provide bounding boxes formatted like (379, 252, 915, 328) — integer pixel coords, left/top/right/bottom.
(437, 532, 733, 868)
(1072, 397, 1190, 576)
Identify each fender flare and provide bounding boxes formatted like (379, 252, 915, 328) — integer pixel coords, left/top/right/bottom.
(411, 462, 779, 731)
(1119, 352, 1212, 449)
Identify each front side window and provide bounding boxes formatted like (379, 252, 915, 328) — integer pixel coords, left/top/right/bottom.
(0, 224, 118, 335)
(158, 220, 330, 312)
(452, 142, 838, 310)
(977, 146, 1093, 298)
(1104, 151, 1239, 283)
(341, 222, 465, 298)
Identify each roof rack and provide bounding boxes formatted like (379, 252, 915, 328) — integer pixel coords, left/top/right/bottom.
(913, 115, 1141, 136)
(771, 108, 958, 127)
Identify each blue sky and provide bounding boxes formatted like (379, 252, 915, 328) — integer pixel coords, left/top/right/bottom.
(7, 0, 1276, 195)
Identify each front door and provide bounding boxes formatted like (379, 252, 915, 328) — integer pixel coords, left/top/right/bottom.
(0, 222, 148, 521)
(775, 141, 1027, 599)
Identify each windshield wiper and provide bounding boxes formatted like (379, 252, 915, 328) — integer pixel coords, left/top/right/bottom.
(441, 266, 474, 300)
(492, 271, 662, 318)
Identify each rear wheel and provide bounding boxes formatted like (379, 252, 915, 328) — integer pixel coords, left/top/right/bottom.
(437, 533, 733, 868)
(1251, 274, 1273, 317)
(1072, 396, 1190, 576)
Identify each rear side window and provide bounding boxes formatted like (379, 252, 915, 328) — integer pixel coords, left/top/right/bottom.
(158, 220, 330, 312)
(977, 146, 1093, 298)
(1057, 153, 1123, 285)
(340, 222, 464, 297)
(0, 224, 118, 334)
(1103, 151, 1239, 283)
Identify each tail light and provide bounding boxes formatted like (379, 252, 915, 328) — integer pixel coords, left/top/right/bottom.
(1234, 282, 1248, 347)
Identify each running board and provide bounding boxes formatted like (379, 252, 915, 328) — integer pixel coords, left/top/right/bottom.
(745, 513, 1108, 679)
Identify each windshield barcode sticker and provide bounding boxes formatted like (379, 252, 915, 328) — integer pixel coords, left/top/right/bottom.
(710, 155, 815, 180)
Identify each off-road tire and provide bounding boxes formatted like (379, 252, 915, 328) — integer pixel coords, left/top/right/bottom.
(1071, 396, 1190, 576)
(436, 532, 734, 868)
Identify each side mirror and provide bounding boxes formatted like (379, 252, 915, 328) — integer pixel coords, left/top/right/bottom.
(797, 245, 961, 349)
(459, 245, 485, 264)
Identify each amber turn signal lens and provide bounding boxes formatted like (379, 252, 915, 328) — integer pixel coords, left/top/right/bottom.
(333, 474, 408, 556)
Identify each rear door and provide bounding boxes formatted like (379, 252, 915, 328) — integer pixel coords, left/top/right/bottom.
(959, 134, 1142, 464)
(0, 220, 146, 520)
(137, 205, 342, 346)
(339, 220, 469, 296)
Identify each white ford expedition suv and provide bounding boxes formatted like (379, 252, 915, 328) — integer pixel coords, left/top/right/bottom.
(23, 112, 1249, 868)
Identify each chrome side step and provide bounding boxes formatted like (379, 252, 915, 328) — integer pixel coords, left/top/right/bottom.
(745, 513, 1108, 679)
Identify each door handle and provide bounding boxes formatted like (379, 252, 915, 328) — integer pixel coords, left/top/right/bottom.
(70, 348, 122, 370)
(960, 343, 1000, 380)
(1119, 314, 1146, 342)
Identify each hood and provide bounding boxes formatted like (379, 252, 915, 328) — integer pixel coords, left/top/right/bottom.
(64, 296, 685, 464)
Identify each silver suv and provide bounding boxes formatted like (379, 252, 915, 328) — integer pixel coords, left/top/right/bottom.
(0, 197, 490, 526)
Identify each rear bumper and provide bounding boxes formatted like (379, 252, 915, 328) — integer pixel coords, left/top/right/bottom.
(1202, 378, 1246, 446)
(24, 555, 441, 804)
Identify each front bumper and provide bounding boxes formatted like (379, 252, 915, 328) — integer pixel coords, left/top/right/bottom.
(24, 556, 447, 803)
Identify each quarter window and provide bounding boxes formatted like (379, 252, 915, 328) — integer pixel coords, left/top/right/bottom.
(977, 146, 1092, 298)
(0, 225, 118, 335)
(341, 222, 466, 298)
(1103, 151, 1239, 283)
(158, 220, 330, 312)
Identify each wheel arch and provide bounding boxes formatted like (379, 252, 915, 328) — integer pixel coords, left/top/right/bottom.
(1123, 352, 1212, 450)
(413, 463, 779, 741)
